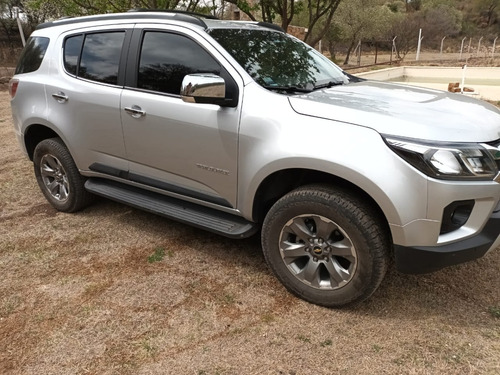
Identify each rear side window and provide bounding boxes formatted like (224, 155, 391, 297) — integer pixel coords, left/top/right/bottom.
(64, 34, 84, 75)
(63, 31, 125, 85)
(15, 37, 50, 74)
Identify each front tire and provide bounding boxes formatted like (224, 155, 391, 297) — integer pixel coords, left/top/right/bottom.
(262, 184, 390, 307)
(33, 138, 92, 213)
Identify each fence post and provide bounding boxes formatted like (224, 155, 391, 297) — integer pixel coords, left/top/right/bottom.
(460, 37, 467, 60)
(461, 64, 467, 94)
(493, 37, 498, 58)
(354, 40, 362, 66)
(391, 36, 397, 65)
(416, 29, 423, 61)
(477, 37, 483, 57)
(13, 6, 26, 47)
(440, 36, 447, 56)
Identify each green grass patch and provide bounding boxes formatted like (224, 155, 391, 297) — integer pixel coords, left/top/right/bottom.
(223, 294, 235, 304)
(488, 306, 500, 319)
(297, 334, 311, 343)
(261, 312, 275, 323)
(320, 339, 333, 347)
(147, 247, 166, 263)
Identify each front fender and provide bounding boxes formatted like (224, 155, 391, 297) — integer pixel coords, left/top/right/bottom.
(236, 94, 430, 245)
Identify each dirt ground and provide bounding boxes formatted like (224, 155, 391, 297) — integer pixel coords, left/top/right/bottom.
(1, 85, 499, 374)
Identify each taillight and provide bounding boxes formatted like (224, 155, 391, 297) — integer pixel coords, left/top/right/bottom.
(9, 79, 19, 98)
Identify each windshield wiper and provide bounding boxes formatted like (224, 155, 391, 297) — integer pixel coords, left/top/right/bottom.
(263, 81, 344, 93)
(262, 85, 313, 94)
(313, 80, 345, 90)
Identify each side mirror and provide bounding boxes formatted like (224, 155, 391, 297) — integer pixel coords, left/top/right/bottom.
(181, 73, 227, 106)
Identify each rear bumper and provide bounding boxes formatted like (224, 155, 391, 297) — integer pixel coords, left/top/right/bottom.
(394, 209, 500, 274)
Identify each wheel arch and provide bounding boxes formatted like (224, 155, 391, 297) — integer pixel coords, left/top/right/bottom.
(24, 124, 61, 161)
(252, 168, 393, 240)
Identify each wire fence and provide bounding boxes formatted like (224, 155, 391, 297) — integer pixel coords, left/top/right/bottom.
(340, 36, 500, 70)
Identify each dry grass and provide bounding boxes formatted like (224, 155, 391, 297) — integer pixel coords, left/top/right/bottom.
(1, 89, 500, 375)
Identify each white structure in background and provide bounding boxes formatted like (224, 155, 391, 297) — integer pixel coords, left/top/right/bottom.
(416, 28, 423, 61)
(357, 66, 500, 101)
(12, 6, 25, 46)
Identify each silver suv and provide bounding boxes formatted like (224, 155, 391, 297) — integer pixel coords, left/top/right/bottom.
(10, 11, 500, 307)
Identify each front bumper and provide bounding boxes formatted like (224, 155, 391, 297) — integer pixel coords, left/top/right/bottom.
(394, 209, 500, 274)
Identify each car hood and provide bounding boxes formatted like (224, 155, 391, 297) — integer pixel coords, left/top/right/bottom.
(288, 81, 500, 143)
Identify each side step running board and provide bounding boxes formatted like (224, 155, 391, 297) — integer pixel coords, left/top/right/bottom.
(85, 178, 258, 239)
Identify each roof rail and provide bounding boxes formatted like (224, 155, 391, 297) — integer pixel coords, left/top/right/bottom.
(36, 10, 214, 31)
(256, 22, 285, 33)
(129, 8, 218, 20)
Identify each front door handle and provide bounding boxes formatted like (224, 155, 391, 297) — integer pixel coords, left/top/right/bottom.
(52, 92, 68, 103)
(124, 105, 146, 119)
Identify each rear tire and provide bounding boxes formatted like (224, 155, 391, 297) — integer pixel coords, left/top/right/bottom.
(33, 138, 93, 212)
(261, 184, 390, 307)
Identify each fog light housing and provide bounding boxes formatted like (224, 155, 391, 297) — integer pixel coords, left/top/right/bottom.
(440, 200, 475, 234)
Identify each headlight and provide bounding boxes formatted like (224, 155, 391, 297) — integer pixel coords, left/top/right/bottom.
(384, 136, 500, 180)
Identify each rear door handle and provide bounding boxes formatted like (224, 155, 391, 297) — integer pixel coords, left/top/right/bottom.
(124, 105, 146, 118)
(52, 92, 68, 103)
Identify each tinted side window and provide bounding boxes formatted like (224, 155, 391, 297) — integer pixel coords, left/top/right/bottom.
(79, 32, 125, 85)
(15, 37, 50, 74)
(138, 32, 220, 95)
(64, 35, 84, 75)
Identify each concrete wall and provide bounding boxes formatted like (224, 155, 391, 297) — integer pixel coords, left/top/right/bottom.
(356, 67, 500, 101)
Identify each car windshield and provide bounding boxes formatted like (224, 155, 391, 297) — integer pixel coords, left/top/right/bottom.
(208, 28, 349, 92)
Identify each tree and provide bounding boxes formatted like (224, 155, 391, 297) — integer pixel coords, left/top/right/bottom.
(301, 0, 342, 46)
(381, 0, 463, 58)
(473, 0, 500, 28)
(386, 0, 406, 13)
(23, 0, 212, 18)
(386, 7, 423, 58)
(227, 0, 342, 47)
(333, 0, 395, 64)
(422, 3, 462, 47)
(405, 0, 422, 11)
(21, 0, 347, 49)
(0, 0, 25, 53)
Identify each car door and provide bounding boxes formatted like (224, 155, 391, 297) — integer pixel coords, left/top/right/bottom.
(45, 28, 131, 172)
(121, 26, 242, 208)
